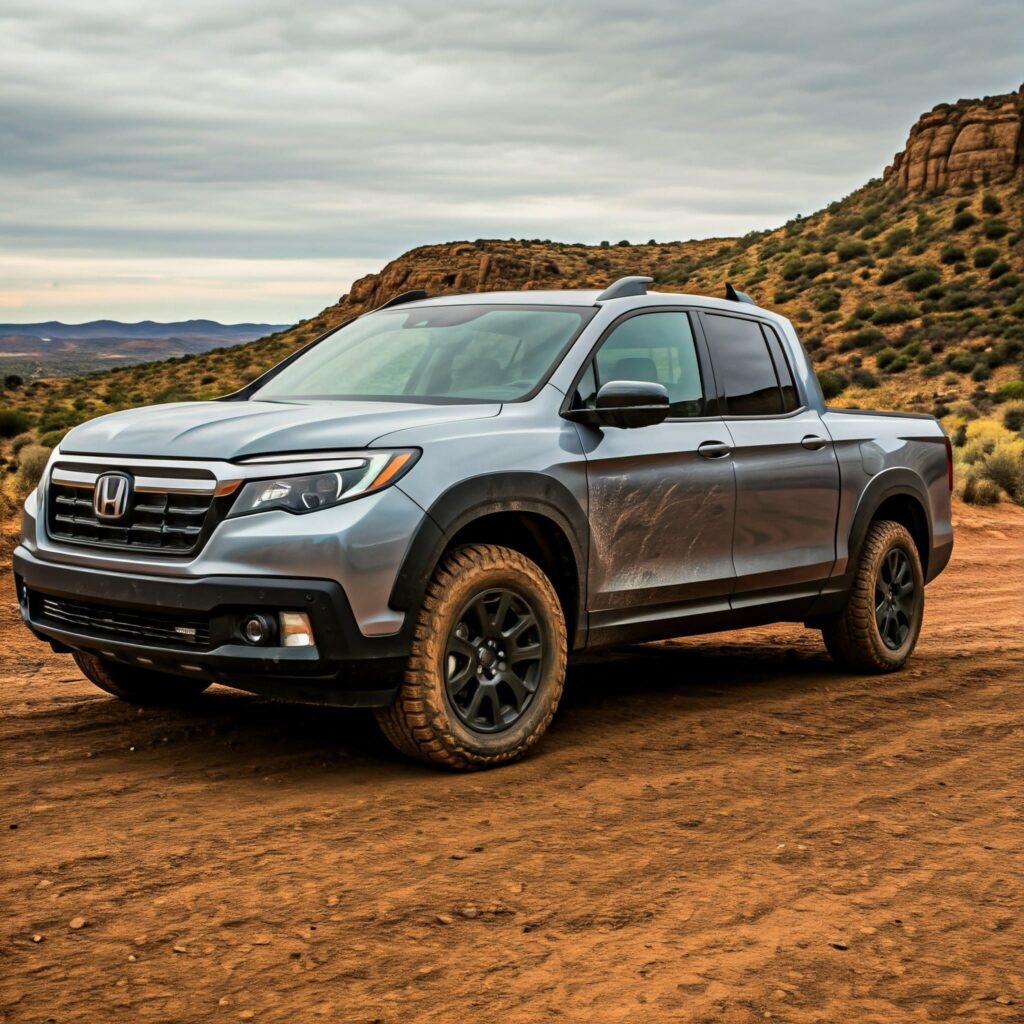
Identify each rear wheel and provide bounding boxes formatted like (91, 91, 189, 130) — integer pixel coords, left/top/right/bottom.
(375, 543, 567, 770)
(73, 651, 212, 705)
(822, 520, 925, 673)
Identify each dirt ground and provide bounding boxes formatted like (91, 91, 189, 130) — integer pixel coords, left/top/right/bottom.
(1, 501, 1022, 1024)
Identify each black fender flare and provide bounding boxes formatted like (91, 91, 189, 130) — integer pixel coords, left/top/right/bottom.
(390, 472, 589, 641)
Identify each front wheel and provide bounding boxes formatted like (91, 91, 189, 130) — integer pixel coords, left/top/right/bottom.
(375, 544, 567, 770)
(73, 651, 212, 705)
(822, 520, 925, 673)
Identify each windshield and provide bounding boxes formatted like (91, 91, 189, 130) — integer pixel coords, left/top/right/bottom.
(251, 304, 594, 404)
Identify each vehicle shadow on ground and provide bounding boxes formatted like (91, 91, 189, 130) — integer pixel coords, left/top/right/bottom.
(68, 636, 840, 775)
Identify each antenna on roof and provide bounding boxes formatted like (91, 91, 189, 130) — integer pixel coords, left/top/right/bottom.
(374, 289, 429, 311)
(725, 282, 755, 305)
(596, 276, 654, 302)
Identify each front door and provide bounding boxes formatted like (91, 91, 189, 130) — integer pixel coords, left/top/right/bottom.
(570, 309, 737, 644)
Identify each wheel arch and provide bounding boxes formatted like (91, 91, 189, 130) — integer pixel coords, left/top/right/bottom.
(390, 473, 589, 649)
(846, 470, 934, 579)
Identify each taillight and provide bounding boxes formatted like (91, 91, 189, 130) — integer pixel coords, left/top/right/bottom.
(944, 435, 954, 492)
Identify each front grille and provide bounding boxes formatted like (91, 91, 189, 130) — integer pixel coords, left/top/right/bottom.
(47, 464, 222, 556)
(38, 594, 212, 649)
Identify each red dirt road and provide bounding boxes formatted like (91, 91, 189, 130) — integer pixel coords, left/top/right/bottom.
(2, 501, 1023, 1023)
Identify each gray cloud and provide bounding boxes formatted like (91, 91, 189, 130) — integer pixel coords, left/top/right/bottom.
(2, 0, 1021, 320)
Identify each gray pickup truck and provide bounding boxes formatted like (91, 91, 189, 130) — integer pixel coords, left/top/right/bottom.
(14, 277, 953, 769)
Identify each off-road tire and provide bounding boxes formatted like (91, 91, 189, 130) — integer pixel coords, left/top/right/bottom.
(73, 651, 212, 705)
(375, 544, 567, 770)
(822, 520, 925, 674)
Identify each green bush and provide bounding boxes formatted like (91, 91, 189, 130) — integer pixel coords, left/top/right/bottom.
(971, 362, 991, 382)
(982, 448, 1024, 502)
(836, 240, 869, 262)
(952, 211, 977, 231)
(973, 246, 1000, 268)
(875, 347, 900, 369)
(0, 409, 31, 438)
(1003, 404, 1024, 433)
(981, 193, 1003, 215)
(851, 368, 879, 389)
(816, 370, 848, 399)
(879, 226, 913, 256)
(903, 267, 941, 292)
(878, 261, 914, 285)
(872, 304, 919, 325)
(988, 261, 1011, 280)
(995, 380, 1024, 401)
(982, 218, 1010, 240)
(940, 244, 966, 265)
(813, 288, 841, 313)
(849, 326, 885, 349)
(781, 257, 805, 281)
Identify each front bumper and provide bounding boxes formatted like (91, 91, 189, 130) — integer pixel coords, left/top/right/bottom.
(13, 547, 408, 707)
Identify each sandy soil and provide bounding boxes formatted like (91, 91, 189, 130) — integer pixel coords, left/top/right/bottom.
(1, 501, 1022, 1023)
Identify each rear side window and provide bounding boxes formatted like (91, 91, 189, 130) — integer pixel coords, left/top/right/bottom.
(703, 314, 785, 416)
(761, 324, 800, 412)
(588, 311, 705, 418)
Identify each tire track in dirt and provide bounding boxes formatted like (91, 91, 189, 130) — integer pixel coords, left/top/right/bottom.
(1, 501, 1022, 1023)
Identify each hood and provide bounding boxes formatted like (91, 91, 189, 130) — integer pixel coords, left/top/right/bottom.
(60, 399, 501, 460)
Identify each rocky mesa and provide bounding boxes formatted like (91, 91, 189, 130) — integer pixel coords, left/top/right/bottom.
(884, 84, 1023, 194)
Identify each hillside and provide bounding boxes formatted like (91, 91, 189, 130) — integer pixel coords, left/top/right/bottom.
(1, 84, 1022, 508)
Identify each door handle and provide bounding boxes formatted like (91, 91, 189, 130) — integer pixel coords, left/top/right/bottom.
(801, 434, 828, 451)
(698, 440, 732, 459)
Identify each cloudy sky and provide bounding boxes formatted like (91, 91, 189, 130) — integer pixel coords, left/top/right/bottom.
(2, 0, 1021, 324)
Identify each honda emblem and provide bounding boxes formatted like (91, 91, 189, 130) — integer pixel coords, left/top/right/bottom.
(93, 473, 132, 520)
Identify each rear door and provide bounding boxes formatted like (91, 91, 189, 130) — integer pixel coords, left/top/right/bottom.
(569, 308, 737, 642)
(699, 311, 840, 615)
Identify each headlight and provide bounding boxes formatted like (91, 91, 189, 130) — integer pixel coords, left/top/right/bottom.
(228, 450, 417, 517)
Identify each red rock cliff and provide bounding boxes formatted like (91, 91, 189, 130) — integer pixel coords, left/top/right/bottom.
(884, 85, 1023, 194)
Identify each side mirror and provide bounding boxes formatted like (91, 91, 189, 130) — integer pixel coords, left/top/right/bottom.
(565, 380, 670, 428)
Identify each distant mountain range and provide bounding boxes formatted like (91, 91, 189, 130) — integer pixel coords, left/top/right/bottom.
(0, 319, 291, 376)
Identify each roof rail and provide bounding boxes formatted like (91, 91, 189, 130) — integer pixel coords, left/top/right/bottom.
(374, 289, 429, 311)
(725, 282, 755, 305)
(596, 276, 654, 302)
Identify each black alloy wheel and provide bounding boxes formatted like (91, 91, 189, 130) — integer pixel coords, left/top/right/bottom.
(443, 587, 545, 733)
(875, 547, 916, 651)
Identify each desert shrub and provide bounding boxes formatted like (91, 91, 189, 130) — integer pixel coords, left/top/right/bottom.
(878, 261, 914, 285)
(11, 432, 34, 454)
(995, 380, 1024, 402)
(879, 226, 913, 256)
(952, 211, 977, 231)
(962, 474, 1001, 505)
(872, 304, 919, 325)
(851, 368, 879, 389)
(38, 429, 70, 448)
(875, 347, 900, 369)
(781, 257, 805, 281)
(982, 218, 1010, 240)
(200, 374, 217, 385)
(982, 448, 1024, 502)
(981, 193, 1003, 215)
(849, 326, 885, 349)
(0, 409, 31, 438)
(988, 261, 1011, 280)
(953, 423, 969, 446)
(813, 288, 841, 312)
(1003, 403, 1024, 433)
(836, 240, 869, 262)
(816, 370, 848, 399)
(903, 266, 941, 292)
(973, 246, 999, 268)
(14, 445, 51, 499)
(971, 363, 991, 382)
(804, 256, 829, 279)
(940, 244, 966, 265)
(955, 199, 971, 214)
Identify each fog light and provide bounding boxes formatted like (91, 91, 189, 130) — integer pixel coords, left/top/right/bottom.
(242, 613, 274, 645)
(279, 611, 315, 648)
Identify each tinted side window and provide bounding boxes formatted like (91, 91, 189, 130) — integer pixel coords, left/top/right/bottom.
(703, 314, 782, 416)
(590, 312, 705, 417)
(762, 324, 800, 412)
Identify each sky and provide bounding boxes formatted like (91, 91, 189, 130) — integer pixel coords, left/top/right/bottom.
(1, 0, 1021, 325)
